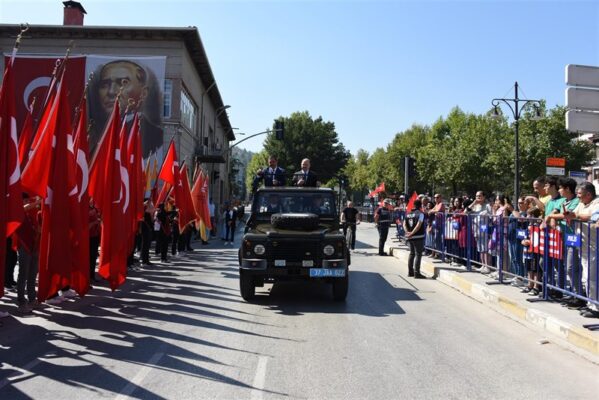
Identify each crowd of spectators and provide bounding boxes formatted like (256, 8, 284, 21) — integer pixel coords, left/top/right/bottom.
(391, 176, 599, 319)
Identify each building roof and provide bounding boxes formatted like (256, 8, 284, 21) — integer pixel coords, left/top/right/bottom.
(0, 23, 235, 141)
(62, 1, 87, 14)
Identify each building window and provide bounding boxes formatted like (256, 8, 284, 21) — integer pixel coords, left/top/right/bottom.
(180, 89, 197, 132)
(163, 79, 172, 118)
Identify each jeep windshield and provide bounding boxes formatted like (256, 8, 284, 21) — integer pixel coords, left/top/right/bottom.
(252, 190, 337, 219)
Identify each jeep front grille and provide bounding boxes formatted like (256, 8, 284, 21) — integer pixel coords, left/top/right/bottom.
(269, 240, 319, 261)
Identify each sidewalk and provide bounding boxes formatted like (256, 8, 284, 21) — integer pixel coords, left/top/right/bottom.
(385, 239, 599, 363)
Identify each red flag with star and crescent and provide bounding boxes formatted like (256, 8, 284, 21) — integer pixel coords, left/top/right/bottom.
(0, 54, 25, 296)
(89, 99, 129, 290)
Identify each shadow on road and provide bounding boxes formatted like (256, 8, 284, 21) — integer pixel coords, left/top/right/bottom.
(0, 246, 287, 399)
(251, 270, 421, 317)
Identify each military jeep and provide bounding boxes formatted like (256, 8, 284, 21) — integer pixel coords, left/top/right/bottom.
(238, 187, 350, 301)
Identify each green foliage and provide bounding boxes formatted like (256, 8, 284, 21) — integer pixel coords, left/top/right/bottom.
(262, 111, 351, 185)
(247, 104, 595, 200)
(245, 150, 268, 192)
(344, 104, 595, 199)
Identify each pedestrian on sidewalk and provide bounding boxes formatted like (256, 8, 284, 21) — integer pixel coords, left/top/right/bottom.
(224, 202, 237, 245)
(16, 195, 42, 313)
(375, 198, 393, 256)
(404, 199, 426, 278)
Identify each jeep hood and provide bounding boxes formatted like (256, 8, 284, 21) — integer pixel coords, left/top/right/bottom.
(253, 223, 333, 237)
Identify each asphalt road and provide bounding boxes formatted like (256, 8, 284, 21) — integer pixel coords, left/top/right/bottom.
(1, 222, 598, 399)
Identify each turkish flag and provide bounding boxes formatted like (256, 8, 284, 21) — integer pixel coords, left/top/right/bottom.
(157, 140, 178, 185)
(6, 55, 85, 134)
(0, 56, 25, 296)
(127, 114, 144, 223)
(20, 81, 61, 199)
(406, 191, 419, 211)
(177, 163, 197, 231)
(17, 102, 34, 169)
(69, 97, 91, 296)
(117, 114, 136, 256)
(191, 171, 212, 230)
(94, 99, 128, 291)
(36, 76, 77, 301)
(89, 100, 120, 212)
(156, 182, 171, 207)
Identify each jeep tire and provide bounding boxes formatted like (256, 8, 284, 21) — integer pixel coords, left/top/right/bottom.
(332, 274, 349, 301)
(239, 269, 255, 300)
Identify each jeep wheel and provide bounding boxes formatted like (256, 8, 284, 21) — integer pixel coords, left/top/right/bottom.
(332, 274, 348, 301)
(239, 269, 255, 301)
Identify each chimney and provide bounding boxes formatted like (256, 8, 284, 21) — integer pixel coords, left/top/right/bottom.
(63, 1, 87, 26)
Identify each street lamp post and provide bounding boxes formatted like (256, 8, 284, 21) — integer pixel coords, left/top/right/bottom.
(491, 81, 542, 200)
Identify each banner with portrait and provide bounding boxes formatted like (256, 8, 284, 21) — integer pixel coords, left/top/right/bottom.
(85, 55, 166, 160)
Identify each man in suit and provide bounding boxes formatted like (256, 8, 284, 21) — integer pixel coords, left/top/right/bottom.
(252, 155, 286, 191)
(292, 158, 319, 187)
(308, 195, 329, 214)
(224, 203, 237, 245)
(266, 195, 282, 213)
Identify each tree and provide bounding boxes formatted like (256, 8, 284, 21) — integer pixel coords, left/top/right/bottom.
(245, 150, 268, 192)
(386, 123, 431, 194)
(343, 149, 370, 202)
(262, 111, 351, 184)
(518, 104, 594, 190)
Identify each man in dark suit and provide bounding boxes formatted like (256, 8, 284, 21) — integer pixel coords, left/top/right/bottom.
(292, 158, 319, 187)
(224, 203, 237, 245)
(252, 155, 286, 191)
(266, 195, 282, 213)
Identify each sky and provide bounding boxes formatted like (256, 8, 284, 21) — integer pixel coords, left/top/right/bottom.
(1, 0, 598, 155)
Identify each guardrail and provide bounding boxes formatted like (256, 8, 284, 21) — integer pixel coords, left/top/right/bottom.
(420, 212, 598, 309)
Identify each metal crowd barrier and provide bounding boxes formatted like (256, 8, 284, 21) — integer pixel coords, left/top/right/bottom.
(422, 211, 598, 308)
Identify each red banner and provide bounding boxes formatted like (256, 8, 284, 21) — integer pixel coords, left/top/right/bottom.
(6, 55, 86, 133)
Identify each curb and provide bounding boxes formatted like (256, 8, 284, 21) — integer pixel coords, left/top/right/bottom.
(387, 244, 599, 360)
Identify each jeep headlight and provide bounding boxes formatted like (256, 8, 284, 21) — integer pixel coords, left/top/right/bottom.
(254, 244, 266, 255)
(323, 245, 335, 256)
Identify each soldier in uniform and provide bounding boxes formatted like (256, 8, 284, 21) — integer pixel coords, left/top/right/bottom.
(403, 199, 427, 278)
(374, 198, 393, 256)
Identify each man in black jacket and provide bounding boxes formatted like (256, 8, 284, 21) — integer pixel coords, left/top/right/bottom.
(403, 199, 426, 278)
(374, 199, 393, 256)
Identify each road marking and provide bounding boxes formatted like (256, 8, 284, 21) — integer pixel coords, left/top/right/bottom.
(115, 351, 164, 400)
(250, 356, 268, 400)
(0, 358, 42, 389)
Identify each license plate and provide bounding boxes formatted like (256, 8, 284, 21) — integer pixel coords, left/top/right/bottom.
(302, 260, 314, 267)
(274, 260, 286, 267)
(309, 268, 346, 278)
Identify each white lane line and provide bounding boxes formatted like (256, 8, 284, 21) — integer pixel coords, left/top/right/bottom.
(115, 351, 164, 400)
(0, 358, 43, 389)
(250, 356, 268, 400)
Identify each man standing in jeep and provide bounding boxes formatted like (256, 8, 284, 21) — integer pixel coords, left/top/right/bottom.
(252, 155, 286, 191)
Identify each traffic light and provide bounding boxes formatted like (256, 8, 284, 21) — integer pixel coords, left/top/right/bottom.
(275, 120, 285, 140)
